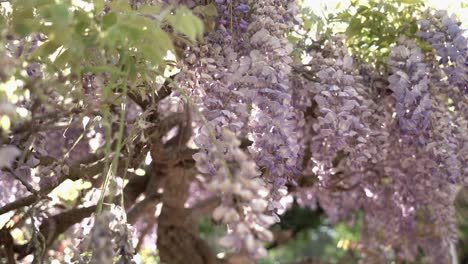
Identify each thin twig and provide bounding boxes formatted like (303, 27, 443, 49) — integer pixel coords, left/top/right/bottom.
(4, 168, 39, 196)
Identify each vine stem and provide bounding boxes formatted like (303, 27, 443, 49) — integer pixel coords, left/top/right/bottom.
(96, 55, 131, 215)
(229, 0, 234, 34)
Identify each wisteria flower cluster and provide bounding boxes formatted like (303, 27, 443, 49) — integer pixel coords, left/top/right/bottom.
(418, 9, 468, 92)
(387, 37, 432, 144)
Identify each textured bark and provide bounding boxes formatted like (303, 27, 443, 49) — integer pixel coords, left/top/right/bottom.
(156, 165, 221, 264)
(0, 230, 15, 264)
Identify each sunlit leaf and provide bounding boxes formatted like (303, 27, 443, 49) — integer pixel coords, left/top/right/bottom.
(193, 4, 218, 17)
(30, 41, 61, 59)
(167, 7, 204, 41)
(108, 0, 132, 12)
(138, 5, 162, 15)
(54, 48, 71, 68)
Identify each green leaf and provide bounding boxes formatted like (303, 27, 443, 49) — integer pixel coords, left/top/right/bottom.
(49, 4, 73, 25)
(398, 0, 423, 4)
(167, 7, 204, 41)
(138, 5, 162, 15)
(30, 41, 61, 59)
(108, 0, 131, 12)
(102, 12, 118, 30)
(193, 4, 218, 17)
(346, 19, 362, 37)
(54, 48, 71, 68)
(356, 5, 369, 14)
(34, 0, 55, 7)
(0, 15, 5, 29)
(126, 59, 138, 81)
(119, 23, 143, 43)
(74, 9, 92, 34)
(148, 27, 174, 53)
(13, 22, 32, 37)
(118, 14, 155, 43)
(303, 19, 312, 31)
(287, 35, 302, 44)
(69, 32, 86, 56)
(94, 0, 104, 15)
(11, 7, 34, 36)
(100, 26, 121, 48)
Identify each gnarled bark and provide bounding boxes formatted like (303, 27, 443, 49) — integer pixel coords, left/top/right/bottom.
(156, 165, 221, 264)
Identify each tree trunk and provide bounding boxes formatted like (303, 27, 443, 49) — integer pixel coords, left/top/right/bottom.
(156, 166, 221, 264)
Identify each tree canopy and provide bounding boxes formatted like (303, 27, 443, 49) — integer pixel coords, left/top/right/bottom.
(0, 0, 466, 263)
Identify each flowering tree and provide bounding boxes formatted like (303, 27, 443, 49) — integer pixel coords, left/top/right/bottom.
(0, 0, 466, 263)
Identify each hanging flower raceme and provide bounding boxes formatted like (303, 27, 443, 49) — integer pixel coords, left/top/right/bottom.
(236, 0, 303, 213)
(417, 9, 467, 184)
(359, 112, 459, 264)
(176, 28, 274, 256)
(305, 37, 376, 179)
(292, 37, 380, 225)
(418, 9, 468, 92)
(177, 1, 303, 254)
(387, 37, 432, 144)
(194, 129, 274, 258)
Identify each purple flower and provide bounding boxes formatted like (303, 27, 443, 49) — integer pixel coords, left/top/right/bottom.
(235, 4, 250, 13)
